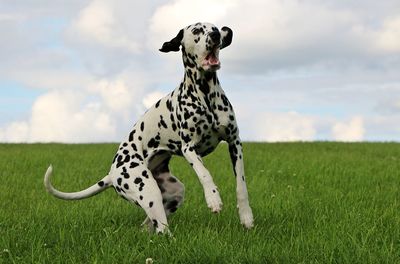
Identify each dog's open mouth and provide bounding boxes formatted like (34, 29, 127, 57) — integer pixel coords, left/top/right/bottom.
(203, 47, 220, 69)
(205, 51, 219, 65)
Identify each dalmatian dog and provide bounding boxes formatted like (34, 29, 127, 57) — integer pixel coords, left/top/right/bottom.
(44, 22, 254, 234)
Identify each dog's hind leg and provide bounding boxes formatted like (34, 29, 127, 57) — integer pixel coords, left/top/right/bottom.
(141, 172, 184, 231)
(142, 158, 185, 230)
(122, 167, 169, 234)
(156, 172, 185, 216)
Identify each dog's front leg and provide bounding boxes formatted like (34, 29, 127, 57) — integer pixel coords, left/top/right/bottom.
(182, 146, 223, 213)
(229, 140, 254, 229)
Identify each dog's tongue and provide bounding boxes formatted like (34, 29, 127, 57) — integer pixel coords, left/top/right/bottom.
(208, 53, 220, 65)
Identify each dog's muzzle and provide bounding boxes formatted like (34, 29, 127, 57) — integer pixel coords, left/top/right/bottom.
(203, 32, 221, 71)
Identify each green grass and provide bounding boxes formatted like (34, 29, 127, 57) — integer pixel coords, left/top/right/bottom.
(1, 142, 400, 263)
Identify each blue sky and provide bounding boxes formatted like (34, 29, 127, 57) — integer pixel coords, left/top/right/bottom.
(1, 0, 400, 142)
(0, 81, 43, 122)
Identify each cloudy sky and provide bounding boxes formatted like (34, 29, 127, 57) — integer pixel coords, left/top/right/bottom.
(1, 0, 400, 142)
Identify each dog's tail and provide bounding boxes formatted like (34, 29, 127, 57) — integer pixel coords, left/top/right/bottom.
(44, 165, 111, 200)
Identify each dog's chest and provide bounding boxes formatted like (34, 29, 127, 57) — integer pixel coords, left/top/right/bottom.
(177, 87, 235, 156)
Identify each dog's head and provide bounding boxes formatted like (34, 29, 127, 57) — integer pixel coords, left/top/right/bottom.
(160, 22, 233, 72)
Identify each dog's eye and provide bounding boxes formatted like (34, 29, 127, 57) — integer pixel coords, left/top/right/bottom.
(192, 28, 202, 35)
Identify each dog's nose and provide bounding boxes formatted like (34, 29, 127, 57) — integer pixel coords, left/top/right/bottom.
(209, 31, 221, 43)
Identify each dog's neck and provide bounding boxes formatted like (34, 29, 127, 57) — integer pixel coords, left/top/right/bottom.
(180, 48, 220, 96)
(183, 68, 219, 95)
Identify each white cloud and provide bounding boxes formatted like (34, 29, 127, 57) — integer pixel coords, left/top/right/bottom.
(68, 0, 140, 53)
(142, 91, 166, 109)
(332, 116, 365, 142)
(0, 121, 29, 143)
(252, 112, 316, 142)
(377, 16, 400, 52)
(88, 78, 138, 114)
(29, 90, 116, 142)
(0, 68, 155, 142)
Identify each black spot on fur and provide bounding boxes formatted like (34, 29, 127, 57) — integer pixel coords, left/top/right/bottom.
(181, 133, 191, 143)
(147, 138, 160, 148)
(159, 115, 168, 129)
(149, 201, 153, 208)
(98, 181, 104, 187)
(128, 130, 135, 142)
(112, 154, 118, 163)
(167, 143, 176, 150)
(123, 155, 130, 163)
(134, 154, 143, 161)
(131, 143, 137, 152)
(168, 177, 177, 183)
(134, 177, 142, 184)
(152, 220, 158, 228)
(130, 162, 139, 168)
(229, 144, 238, 176)
(166, 100, 173, 112)
(155, 99, 161, 108)
(183, 111, 191, 120)
(139, 182, 145, 192)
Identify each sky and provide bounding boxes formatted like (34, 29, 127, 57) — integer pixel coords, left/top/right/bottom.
(0, 0, 400, 143)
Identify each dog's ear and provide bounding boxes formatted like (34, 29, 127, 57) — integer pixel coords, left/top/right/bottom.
(159, 29, 184, 53)
(220, 27, 233, 50)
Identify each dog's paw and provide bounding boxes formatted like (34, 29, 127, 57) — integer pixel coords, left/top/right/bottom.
(156, 228, 172, 237)
(155, 223, 172, 236)
(205, 190, 223, 213)
(239, 207, 254, 229)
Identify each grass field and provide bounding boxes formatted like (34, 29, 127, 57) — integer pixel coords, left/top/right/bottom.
(1, 142, 400, 263)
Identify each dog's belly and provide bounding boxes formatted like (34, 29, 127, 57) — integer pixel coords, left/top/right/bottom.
(146, 129, 221, 170)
